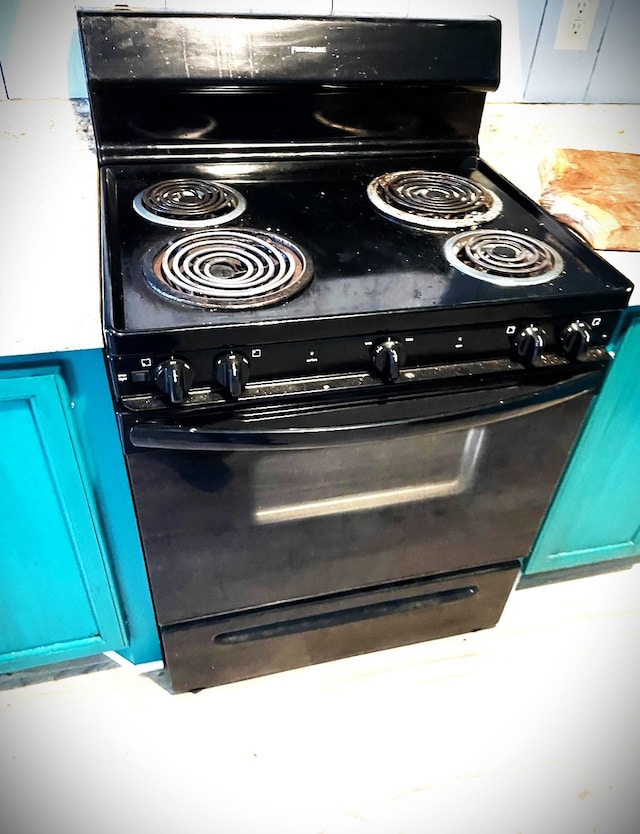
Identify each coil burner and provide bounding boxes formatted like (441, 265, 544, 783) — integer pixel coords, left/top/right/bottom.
(367, 171, 502, 230)
(145, 228, 313, 310)
(133, 178, 247, 228)
(444, 230, 564, 287)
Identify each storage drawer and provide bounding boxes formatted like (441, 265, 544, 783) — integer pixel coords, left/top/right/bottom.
(161, 561, 520, 691)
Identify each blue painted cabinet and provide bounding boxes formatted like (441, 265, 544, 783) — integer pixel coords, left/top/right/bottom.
(525, 317, 640, 574)
(0, 353, 161, 672)
(0, 369, 126, 670)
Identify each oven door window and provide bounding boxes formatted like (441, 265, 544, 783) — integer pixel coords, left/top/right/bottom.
(253, 427, 485, 524)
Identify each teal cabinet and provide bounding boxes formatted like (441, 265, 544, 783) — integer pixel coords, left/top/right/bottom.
(525, 317, 640, 574)
(0, 369, 125, 670)
(0, 352, 161, 672)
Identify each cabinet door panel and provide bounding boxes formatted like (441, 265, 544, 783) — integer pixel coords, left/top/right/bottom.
(0, 373, 126, 671)
(526, 319, 640, 574)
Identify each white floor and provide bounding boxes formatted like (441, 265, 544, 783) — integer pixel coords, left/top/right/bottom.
(1, 565, 640, 834)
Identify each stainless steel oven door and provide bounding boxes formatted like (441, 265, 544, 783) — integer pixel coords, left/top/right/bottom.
(125, 371, 598, 627)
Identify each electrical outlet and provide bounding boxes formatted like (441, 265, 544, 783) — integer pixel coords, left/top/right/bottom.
(554, 0, 600, 50)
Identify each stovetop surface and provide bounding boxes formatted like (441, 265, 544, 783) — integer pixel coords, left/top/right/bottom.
(103, 153, 632, 339)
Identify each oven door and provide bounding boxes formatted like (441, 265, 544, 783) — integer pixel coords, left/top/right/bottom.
(125, 370, 598, 627)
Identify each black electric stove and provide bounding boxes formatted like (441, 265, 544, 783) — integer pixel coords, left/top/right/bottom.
(80, 12, 632, 413)
(79, 12, 633, 691)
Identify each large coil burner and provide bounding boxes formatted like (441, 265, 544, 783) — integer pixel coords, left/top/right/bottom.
(133, 178, 246, 228)
(444, 230, 564, 286)
(145, 228, 313, 310)
(367, 170, 502, 229)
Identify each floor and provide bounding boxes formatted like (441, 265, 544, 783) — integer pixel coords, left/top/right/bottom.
(1, 564, 639, 834)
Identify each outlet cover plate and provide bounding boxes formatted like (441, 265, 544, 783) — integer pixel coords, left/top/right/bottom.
(554, 0, 600, 50)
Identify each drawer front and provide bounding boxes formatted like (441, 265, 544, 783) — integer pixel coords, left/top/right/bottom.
(161, 561, 520, 691)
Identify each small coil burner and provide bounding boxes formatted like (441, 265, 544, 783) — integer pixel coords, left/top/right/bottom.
(367, 170, 502, 229)
(145, 228, 313, 310)
(444, 230, 564, 287)
(133, 178, 247, 228)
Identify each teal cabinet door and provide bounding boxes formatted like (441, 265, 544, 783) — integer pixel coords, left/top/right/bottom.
(525, 317, 640, 574)
(0, 371, 127, 672)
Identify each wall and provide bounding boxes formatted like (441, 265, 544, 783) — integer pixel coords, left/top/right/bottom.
(525, 0, 615, 102)
(585, 0, 640, 103)
(524, 0, 640, 102)
(0, 0, 86, 98)
(0, 1, 637, 103)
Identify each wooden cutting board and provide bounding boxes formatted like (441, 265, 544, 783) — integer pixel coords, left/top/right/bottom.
(538, 149, 640, 250)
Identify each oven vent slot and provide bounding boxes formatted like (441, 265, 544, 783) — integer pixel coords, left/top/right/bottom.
(214, 585, 478, 645)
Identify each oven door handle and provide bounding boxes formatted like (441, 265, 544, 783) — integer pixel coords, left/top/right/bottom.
(129, 370, 600, 452)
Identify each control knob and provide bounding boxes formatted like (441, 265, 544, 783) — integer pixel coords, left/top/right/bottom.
(512, 325, 547, 367)
(215, 351, 250, 398)
(372, 339, 406, 383)
(559, 320, 592, 361)
(152, 358, 194, 405)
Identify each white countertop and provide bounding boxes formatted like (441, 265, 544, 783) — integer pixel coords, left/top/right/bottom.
(0, 99, 101, 357)
(479, 103, 640, 304)
(0, 100, 639, 359)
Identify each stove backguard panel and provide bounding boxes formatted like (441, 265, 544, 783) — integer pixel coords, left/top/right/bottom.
(78, 14, 500, 161)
